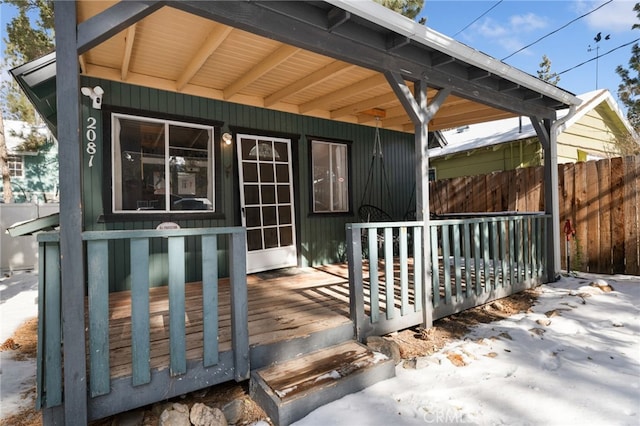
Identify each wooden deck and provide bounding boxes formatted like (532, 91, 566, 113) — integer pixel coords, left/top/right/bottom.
(102, 265, 355, 380)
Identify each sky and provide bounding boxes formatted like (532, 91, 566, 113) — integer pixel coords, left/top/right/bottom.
(417, 0, 639, 106)
(0, 1, 638, 108)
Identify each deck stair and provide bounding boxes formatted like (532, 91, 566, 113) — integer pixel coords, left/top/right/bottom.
(250, 340, 395, 426)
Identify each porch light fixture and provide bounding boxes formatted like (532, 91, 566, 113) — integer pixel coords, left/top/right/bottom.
(81, 85, 104, 109)
(222, 132, 233, 145)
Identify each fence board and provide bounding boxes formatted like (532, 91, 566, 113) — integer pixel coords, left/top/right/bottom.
(624, 156, 639, 275)
(430, 155, 640, 275)
(586, 161, 600, 272)
(597, 160, 612, 273)
(611, 158, 625, 273)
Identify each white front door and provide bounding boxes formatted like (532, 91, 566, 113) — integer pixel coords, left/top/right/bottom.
(237, 134, 297, 273)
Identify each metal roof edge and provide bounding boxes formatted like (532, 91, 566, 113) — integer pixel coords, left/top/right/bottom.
(325, 0, 582, 108)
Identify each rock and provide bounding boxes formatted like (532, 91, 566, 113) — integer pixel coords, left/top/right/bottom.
(490, 300, 505, 311)
(402, 356, 432, 370)
(544, 309, 559, 318)
(536, 318, 551, 326)
(366, 336, 401, 364)
(222, 398, 248, 425)
(589, 279, 614, 292)
(190, 403, 226, 426)
(159, 403, 190, 426)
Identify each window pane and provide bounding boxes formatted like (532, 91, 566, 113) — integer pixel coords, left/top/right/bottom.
(278, 206, 291, 225)
(261, 185, 276, 204)
(245, 207, 262, 227)
(277, 185, 290, 203)
(247, 229, 263, 251)
(244, 185, 260, 205)
(260, 163, 274, 183)
(312, 140, 349, 213)
(331, 144, 348, 212)
(113, 114, 214, 213)
(274, 142, 288, 162)
(264, 228, 279, 249)
(280, 226, 293, 246)
(118, 119, 165, 211)
(262, 206, 277, 226)
(312, 142, 330, 212)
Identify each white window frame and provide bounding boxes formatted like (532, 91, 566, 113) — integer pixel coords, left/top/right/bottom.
(311, 139, 349, 213)
(111, 112, 215, 213)
(7, 155, 24, 178)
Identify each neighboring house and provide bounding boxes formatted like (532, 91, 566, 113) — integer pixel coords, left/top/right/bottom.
(2, 119, 58, 203)
(11, 1, 583, 424)
(429, 89, 636, 180)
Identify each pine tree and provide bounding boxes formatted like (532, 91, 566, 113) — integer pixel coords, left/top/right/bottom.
(374, 0, 424, 20)
(613, 2, 640, 155)
(1, 0, 54, 202)
(537, 55, 560, 86)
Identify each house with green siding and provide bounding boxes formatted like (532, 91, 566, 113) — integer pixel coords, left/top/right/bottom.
(10, 1, 585, 424)
(2, 119, 58, 203)
(429, 90, 636, 180)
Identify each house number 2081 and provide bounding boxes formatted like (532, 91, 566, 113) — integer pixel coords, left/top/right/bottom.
(86, 117, 97, 167)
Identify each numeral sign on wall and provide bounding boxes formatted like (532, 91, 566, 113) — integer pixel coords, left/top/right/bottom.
(86, 117, 97, 167)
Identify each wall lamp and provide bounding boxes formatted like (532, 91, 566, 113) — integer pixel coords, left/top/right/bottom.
(222, 132, 233, 146)
(81, 86, 104, 109)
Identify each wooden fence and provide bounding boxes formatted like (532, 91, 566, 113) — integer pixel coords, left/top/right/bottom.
(429, 155, 640, 275)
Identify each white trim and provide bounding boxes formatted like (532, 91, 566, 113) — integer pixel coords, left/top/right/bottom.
(111, 112, 215, 213)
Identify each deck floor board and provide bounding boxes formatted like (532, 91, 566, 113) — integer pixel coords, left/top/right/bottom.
(95, 267, 355, 380)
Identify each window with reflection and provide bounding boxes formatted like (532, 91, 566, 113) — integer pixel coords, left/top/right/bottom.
(112, 113, 214, 213)
(311, 139, 349, 213)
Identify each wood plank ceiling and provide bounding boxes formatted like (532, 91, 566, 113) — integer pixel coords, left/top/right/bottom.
(75, 1, 557, 133)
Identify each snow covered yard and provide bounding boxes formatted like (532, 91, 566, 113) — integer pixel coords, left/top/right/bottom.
(294, 273, 640, 426)
(1, 272, 638, 425)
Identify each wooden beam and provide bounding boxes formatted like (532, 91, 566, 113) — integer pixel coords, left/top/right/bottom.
(176, 24, 233, 91)
(413, 79, 433, 329)
(121, 24, 137, 81)
(330, 92, 398, 119)
(55, 1, 87, 423)
(299, 73, 387, 113)
(171, 0, 565, 118)
(265, 61, 353, 107)
(224, 44, 300, 100)
(384, 71, 421, 124)
(77, 1, 164, 54)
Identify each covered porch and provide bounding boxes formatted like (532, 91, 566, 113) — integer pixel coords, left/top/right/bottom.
(35, 212, 547, 421)
(18, 0, 583, 423)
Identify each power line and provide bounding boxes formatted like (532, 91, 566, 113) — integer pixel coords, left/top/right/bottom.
(502, 0, 613, 61)
(453, 0, 503, 37)
(557, 38, 640, 76)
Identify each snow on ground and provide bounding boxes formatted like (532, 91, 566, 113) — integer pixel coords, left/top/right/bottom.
(0, 272, 638, 424)
(0, 271, 39, 419)
(294, 273, 640, 426)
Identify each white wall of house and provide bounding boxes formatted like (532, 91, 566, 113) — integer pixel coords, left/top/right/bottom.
(0, 203, 59, 274)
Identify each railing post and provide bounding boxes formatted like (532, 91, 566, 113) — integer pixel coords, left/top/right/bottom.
(229, 230, 249, 381)
(346, 224, 366, 341)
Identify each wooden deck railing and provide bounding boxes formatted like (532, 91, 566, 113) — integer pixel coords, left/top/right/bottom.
(346, 214, 548, 340)
(35, 227, 248, 413)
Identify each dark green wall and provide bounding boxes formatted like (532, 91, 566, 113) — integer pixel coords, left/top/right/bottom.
(81, 78, 416, 289)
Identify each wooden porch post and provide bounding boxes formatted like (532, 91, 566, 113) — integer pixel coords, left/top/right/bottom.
(532, 115, 560, 282)
(54, 1, 87, 424)
(384, 72, 451, 328)
(413, 80, 433, 328)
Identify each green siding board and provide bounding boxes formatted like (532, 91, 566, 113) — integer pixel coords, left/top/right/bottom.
(83, 78, 414, 283)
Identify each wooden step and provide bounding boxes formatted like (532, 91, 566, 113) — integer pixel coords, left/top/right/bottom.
(250, 340, 395, 426)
